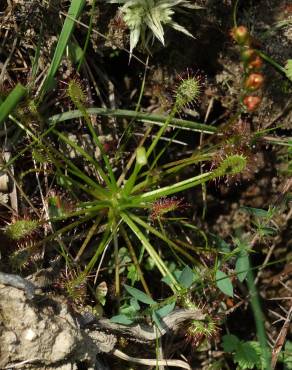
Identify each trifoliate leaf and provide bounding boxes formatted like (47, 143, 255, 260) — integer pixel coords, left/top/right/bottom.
(222, 334, 240, 352)
(233, 342, 260, 369)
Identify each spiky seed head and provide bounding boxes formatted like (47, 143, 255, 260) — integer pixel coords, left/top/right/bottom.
(174, 72, 202, 111)
(185, 318, 219, 347)
(5, 219, 39, 241)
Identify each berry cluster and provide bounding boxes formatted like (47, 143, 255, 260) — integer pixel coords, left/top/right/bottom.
(231, 26, 264, 112)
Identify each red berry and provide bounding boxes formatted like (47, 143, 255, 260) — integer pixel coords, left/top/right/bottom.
(244, 73, 264, 91)
(247, 55, 263, 70)
(231, 26, 250, 45)
(243, 96, 262, 111)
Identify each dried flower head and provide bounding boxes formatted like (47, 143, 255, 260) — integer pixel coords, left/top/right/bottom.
(109, 0, 198, 56)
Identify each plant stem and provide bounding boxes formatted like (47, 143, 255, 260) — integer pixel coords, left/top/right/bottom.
(233, 0, 239, 28)
(246, 258, 272, 370)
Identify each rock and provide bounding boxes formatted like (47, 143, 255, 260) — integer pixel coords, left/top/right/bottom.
(0, 285, 101, 369)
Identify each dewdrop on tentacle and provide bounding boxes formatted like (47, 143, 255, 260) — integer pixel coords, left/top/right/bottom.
(174, 70, 203, 112)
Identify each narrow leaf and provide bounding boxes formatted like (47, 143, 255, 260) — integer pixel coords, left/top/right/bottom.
(178, 265, 197, 288)
(40, 0, 86, 97)
(130, 298, 140, 311)
(152, 310, 164, 331)
(235, 250, 250, 282)
(216, 270, 233, 297)
(155, 301, 176, 318)
(0, 84, 27, 125)
(124, 284, 156, 305)
(110, 314, 134, 325)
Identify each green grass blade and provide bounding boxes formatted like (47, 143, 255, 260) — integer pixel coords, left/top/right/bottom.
(84, 221, 114, 274)
(29, 24, 43, 88)
(77, 0, 96, 72)
(57, 168, 109, 199)
(75, 214, 103, 261)
(44, 143, 110, 199)
(52, 128, 113, 190)
(47, 108, 217, 134)
(146, 110, 175, 159)
(0, 84, 27, 125)
(81, 116, 117, 191)
(129, 213, 198, 265)
(40, 0, 86, 97)
(45, 201, 109, 223)
(121, 211, 180, 291)
(40, 214, 95, 244)
(9, 115, 109, 199)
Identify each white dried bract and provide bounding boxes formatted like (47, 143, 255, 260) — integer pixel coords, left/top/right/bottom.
(108, 0, 202, 56)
